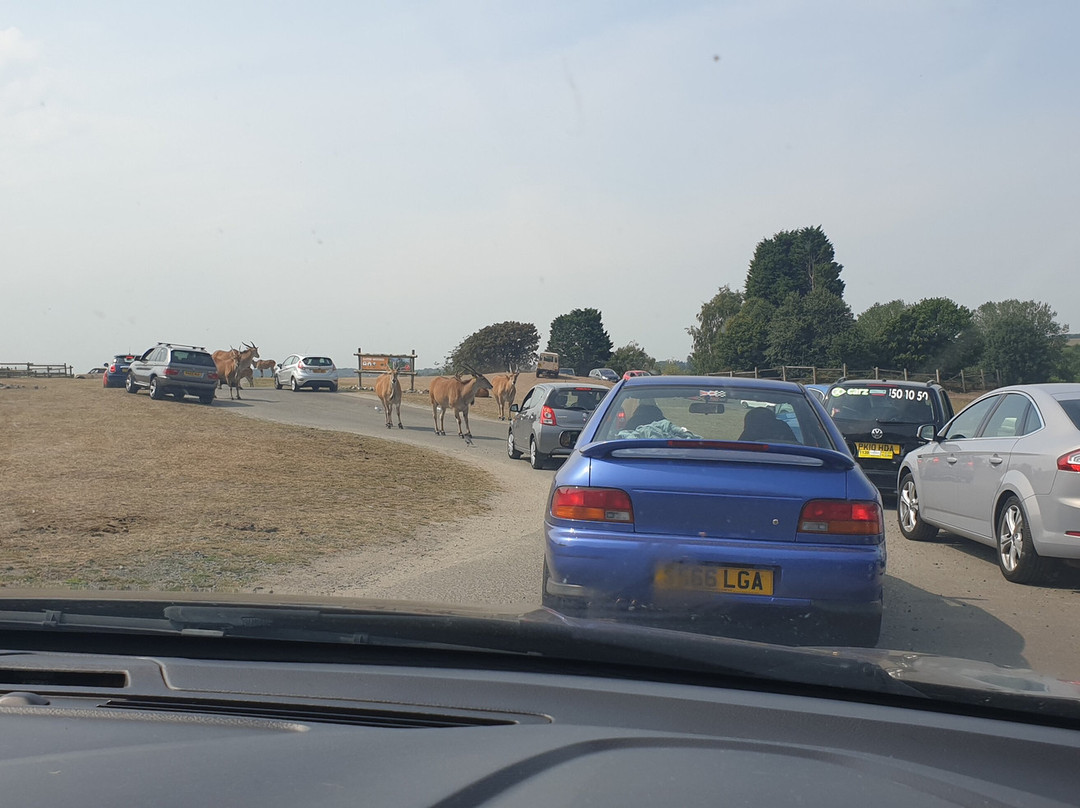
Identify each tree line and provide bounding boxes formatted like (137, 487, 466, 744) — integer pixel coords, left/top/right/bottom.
(444, 225, 1077, 384)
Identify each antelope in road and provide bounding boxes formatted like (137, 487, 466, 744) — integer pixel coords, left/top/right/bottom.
(212, 342, 259, 400)
(429, 368, 493, 439)
(491, 367, 519, 421)
(375, 367, 404, 429)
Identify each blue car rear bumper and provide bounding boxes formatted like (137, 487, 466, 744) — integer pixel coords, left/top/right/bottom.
(544, 523, 884, 621)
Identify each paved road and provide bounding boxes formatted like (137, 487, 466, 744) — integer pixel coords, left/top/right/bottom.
(219, 387, 1080, 680)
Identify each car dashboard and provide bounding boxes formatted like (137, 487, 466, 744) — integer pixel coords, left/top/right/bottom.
(2, 636, 1078, 807)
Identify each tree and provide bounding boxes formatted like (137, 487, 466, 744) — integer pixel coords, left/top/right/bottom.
(720, 298, 774, 370)
(688, 285, 743, 372)
(608, 342, 656, 376)
(744, 226, 845, 306)
(855, 300, 908, 367)
(974, 299, 1067, 384)
(887, 298, 977, 373)
(765, 289, 856, 366)
(1053, 343, 1080, 383)
(546, 308, 613, 372)
(447, 321, 539, 373)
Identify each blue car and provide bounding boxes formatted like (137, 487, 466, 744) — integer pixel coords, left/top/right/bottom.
(102, 353, 137, 388)
(542, 376, 885, 646)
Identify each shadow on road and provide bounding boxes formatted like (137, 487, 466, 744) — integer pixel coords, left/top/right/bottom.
(880, 574, 1029, 669)
(931, 531, 1080, 591)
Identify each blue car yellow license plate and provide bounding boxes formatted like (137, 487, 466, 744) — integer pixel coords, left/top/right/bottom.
(654, 563, 775, 596)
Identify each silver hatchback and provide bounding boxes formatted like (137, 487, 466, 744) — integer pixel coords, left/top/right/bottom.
(507, 383, 609, 469)
(897, 383, 1080, 584)
(274, 354, 339, 392)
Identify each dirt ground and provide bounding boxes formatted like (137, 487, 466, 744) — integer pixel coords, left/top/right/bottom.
(0, 378, 495, 591)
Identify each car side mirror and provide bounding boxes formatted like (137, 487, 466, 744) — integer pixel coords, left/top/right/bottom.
(917, 423, 938, 442)
(509, 404, 519, 414)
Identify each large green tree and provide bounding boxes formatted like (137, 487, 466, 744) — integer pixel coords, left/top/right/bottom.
(765, 289, 856, 366)
(546, 308, 613, 372)
(688, 285, 744, 372)
(720, 298, 774, 370)
(886, 298, 977, 373)
(974, 299, 1067, 384)
(744, 226, 845, 306)
(447, 321, 539, 373)
(855, 300, 908, 367)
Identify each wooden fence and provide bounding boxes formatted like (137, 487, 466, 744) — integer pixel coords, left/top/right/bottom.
(0, 363, 75, 378)
(706, 365, 1002, 394)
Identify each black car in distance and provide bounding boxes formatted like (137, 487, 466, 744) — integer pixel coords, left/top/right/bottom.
(823, 379, 955, 496)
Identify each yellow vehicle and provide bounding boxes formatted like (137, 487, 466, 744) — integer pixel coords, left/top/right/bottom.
(536, 351, 560, 378)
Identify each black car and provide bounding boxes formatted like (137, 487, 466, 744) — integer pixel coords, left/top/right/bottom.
(102, 354, 137, 388)
(823, 379, 954, 496)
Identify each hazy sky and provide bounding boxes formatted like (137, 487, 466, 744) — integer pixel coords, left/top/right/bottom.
(3, 2, 1078, 375)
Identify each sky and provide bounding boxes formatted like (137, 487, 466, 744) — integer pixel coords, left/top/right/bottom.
(3, 1, 1079, 375)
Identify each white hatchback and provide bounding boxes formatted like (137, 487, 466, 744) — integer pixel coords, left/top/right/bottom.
(275, 354, 340, 392)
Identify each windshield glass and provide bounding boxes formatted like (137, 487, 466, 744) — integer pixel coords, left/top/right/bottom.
(3, 3, 1080, 723)
(593, 384, 831, 447)
(826, 385, 936, 424)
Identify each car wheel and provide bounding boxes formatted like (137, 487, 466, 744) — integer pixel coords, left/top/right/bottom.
(897, 474, 938, 541)
(125, 374, 138, 394)
(997, 496, 1054, 585)
(290, 377, 299, 392)
(149, 377, 164, 400)
(541, 559, 585, 617)
(274, 375, 282, 390)
(529, 437, 547, 470)
(507, 430, 522, 459)
(328, 383, 338, 392)
(199, 393, 214, 405)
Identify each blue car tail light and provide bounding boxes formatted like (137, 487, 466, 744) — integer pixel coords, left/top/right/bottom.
(798, 500, 882, 540)
(551, 487, 633, 523)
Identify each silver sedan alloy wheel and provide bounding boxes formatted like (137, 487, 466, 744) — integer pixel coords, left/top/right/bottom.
(998, 501, 1025, 574)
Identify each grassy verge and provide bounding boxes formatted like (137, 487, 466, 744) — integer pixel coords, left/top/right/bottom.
(0, 379, 494, 591)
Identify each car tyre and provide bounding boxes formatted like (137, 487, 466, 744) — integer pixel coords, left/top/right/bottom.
(529, 437, 547, 470)
(897, 474, 938, 541)
(125, 374, 139, 394)
(328, 383, 338, 392)
(997, 495, 1054, 585)
(149, 377, 164, 400)
(274, 375, 282, 390)
(199, 392, 214, 405)
(290, 377, 299, 392)
(507, 430, 522, 459)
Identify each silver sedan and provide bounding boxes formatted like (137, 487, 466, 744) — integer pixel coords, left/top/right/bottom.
(897, 383, 1080, 584)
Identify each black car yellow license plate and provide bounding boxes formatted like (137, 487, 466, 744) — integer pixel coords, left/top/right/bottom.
(654, 563, 774, 596)
(856, 442, 901, 459)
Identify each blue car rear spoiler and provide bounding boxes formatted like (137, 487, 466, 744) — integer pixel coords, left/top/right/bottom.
(578, 439, 856, 470)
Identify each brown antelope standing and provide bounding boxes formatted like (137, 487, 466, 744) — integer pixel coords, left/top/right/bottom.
(375, 367, 404, 429)
(491, 367, 519, 421)
(212, 342, 259, 400)
(428, 367, 493, 438)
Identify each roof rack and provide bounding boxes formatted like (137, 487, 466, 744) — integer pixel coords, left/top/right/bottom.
(156, 342, 209, 352)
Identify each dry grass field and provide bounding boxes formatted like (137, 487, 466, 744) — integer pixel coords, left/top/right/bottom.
(0, 378, 495, 591)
